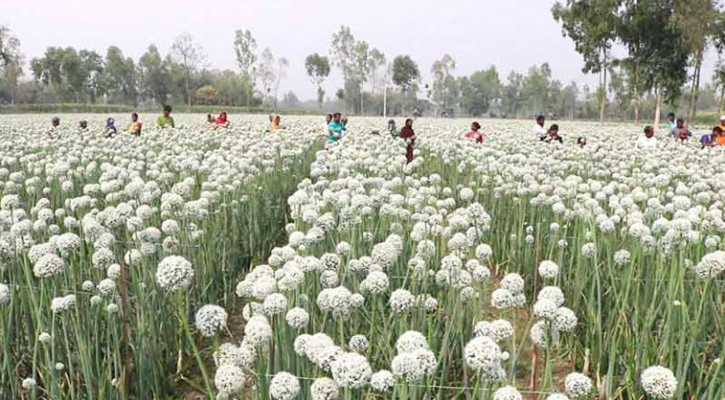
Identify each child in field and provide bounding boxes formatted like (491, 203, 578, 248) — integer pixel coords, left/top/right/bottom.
(157, 105, 175, 128)
(465, 122, 483, 143)
(577, 137, 587, 148)
(327, 113, 346, 143)
(400, 118, 417, 164)
(269, 114, 285, 132)
(701, 126, 724, 147)
(78, 120, 88, 132)
(544, 124, 563, 144)
(126, 113, 142, 136)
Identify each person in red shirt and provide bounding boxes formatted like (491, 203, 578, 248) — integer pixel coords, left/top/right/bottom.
(217, 112, 230, 128)
(465, 122, 483, 143)
(400, 118, 416, 164)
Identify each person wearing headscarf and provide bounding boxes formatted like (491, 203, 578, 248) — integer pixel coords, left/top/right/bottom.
(400, 118, 416, 164)
(126, 113, 142, 136)
(465, 121, 483, 143)
(217, 112, 230, 128)
(47, 116, 61, 139)
(388, 119, 399, 138)
(104, 117, 118, 138)
(269, 114, 285, 131)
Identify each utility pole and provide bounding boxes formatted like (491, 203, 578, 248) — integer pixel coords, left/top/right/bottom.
(383, 64, 388, 118)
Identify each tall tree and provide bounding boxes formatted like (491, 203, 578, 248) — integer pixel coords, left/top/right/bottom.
(138, 45, 169, 105)
(367, 48, 386, 114)
(352, 40, 370, 115)
(392, 55, 420, 116)
(553, 0, 621, 124)
(431, 54, 458, 116)
(104, 46, 137, 105)
(170, 32, 205, 108)
(273, 57, 289, 109)
(502, 72, 525, 118)
(0, 26, 23, 104)
(460, 67, 502, 117)
(305, 53, 331, 111)
(675, 0, 716, 122)
(330, 26, 357, 112)
(258, 48, 276, 107)
(233, 29, 258, 107)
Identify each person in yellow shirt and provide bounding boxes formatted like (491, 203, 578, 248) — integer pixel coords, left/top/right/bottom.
(156, 105, 175, 128)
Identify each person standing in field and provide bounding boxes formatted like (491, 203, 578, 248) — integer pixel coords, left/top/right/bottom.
(400, 118, 417, 164)
(388, 119, 399, 138)
(157, 105, 175, 128)
(577, 137, 587, 148)
(465, 121, 483, 143)
(78, 120, 88, 132)
(327, 112, 346, 143)
(532, 115, 547, 140)
(269, 114, 285, 131)
(126, 113, 142, 136)
(544, 124, 563, 144)
(700, 127, 723, 147)
(104, 117, 118, 138)
(671, 119, 691, 141)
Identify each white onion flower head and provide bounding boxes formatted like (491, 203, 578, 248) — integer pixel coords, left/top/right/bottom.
(156, 256, 194, 292)
(641, 366, 678, 399)
(395, 331, 429, 353)
(500, 273, 525, 294)
(493, 386, 522, 400)
(214, 364, 245, 396)
(330, 352, 372, 388)
(311, 377, 339, 400)
(263, 293, 288, 316)
(285, 307, 309, 330)
(195, 304, 228, 337)
(389, 289, 415, 313)
(270, 372, 301, 400)
(565, 372, 593, 398)
(370, 369, 395, 392)
(538, 260, 559, 279)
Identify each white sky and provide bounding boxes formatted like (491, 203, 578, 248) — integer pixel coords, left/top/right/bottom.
(1, 0, 719, 100)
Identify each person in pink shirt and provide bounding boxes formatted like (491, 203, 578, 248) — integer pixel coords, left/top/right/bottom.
(465, 122, 483, 143)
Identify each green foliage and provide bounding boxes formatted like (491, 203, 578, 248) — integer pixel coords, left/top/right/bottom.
(392, 55, 420, 93)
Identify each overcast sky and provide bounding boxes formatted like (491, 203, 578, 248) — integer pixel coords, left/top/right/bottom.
(1, 0, 719, 101)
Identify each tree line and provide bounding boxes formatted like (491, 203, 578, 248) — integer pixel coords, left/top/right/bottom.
(1, 14, 725, 121)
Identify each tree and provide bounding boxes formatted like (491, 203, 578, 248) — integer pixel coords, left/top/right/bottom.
(138, 45, 170, 105)
(367, 48, 386, 114)
(281, 91, 300, 108)
(392, 55, 420, 116)
(0, 27, 23, 104)
(233, 29, 257, 107)
(170, 32, 206, 108)
(675, 0, 717, 122)
(619, 0, 688, 129)
(79, 50, 104, 103)
(522, 63, 554, 116)
(305, 53, 331, 111)
(195, 85, 219, 105)
(330, 26, 357, 112)
(273, 57, 289, 109)
(353, 40, 370, 114)
(714, 61, 725, 113)
(258, 48, 276, 108)
(460, 67, 501, 117)
(104, 46, 137, 105)
(431, 54, 458, 116)
(553, 0, 621, 124)
(502, 72, 525, 118)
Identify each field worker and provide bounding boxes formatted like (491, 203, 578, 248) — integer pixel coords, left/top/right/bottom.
(577, 137, 587, 148)
(388, 119, 399, 138)
(78, 120, 88, 132)
(700, 127, 723, 147)
(217, 112, 230, 128)
(341, 116, 349, 128)
(328, 112, 346, 143)
(104, 117, 117, 138)
(400, 118, 417, 164)
(465, 121, 483, 143)
(532, 115, 547, 140)
(126, 113, 142, 136)
(672, 119, 691, 141)
(544, 124, 563, 144)
(157, 105, 175, 128)
(269, 114, 285, 131)
(636, 126, 657, 150)
(47, 116, 60, 139)
(667, 113, 676, 130)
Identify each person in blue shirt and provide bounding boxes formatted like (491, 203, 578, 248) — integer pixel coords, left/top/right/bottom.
(700, 126, 723, 147)
(327, 112, 346, 143)
(667, 113, 677, 131)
